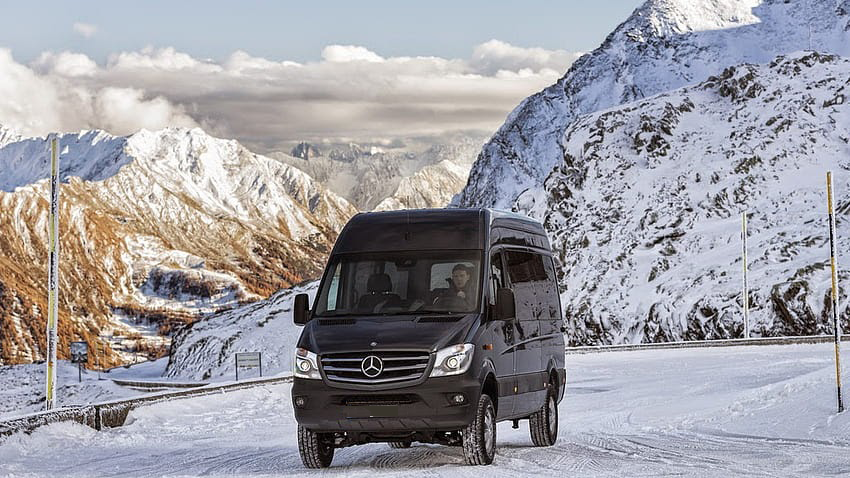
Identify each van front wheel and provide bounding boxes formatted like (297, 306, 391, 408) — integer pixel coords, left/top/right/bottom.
(529, 386, 558, 446)
(297, 425, 335, 468)
(462, 394, 496, 465)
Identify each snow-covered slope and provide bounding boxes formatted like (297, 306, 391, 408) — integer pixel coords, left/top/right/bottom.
(518, 52, 850, 344)
(0, 128, 355, 366)
(0, 359, 172, 419)
(457, 0, 850, 209)
(165, 281, 318, 380)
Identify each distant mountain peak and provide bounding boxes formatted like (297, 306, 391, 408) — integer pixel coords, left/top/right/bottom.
(0, 124, 22, 148)
(290, 142, 321, 160)
(630, 0, 762, 36)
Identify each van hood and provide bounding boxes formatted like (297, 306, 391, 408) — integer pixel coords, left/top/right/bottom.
(298, 314, 478, 354)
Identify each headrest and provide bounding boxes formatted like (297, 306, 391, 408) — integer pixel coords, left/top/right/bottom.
(367, 273, 392, 294)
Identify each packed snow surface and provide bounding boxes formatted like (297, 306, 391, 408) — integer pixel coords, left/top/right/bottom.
(2, 343, 848, 476)
(0, 359, 169, 419)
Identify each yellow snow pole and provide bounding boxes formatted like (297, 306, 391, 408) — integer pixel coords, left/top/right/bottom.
(742, 212, 749, 339)
(827, 171, 844, 413)
(45, 136, 60, 410)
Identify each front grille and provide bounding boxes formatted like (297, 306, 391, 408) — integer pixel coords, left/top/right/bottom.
(340, 394, 418, 406)
(320, 350, 431, 385)
(318, 318, 356, 326)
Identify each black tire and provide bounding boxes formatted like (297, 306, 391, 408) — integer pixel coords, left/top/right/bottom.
(388, 441, 412, 449)
(462, 394, 496, 465)
(297, 425, 334, 468)
(529, 384, 558, 446)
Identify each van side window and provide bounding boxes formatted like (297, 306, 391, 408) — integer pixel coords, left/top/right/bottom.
(489, 252, 505, 305)
(542, 256, 557, 283)
(504, 250, 547, 284)
(326, 263, 341, 310)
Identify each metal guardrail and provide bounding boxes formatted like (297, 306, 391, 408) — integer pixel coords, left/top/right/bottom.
(111, 379, 210, 389)
(566, 335, 850, 354)
(0, 374, 292, 441)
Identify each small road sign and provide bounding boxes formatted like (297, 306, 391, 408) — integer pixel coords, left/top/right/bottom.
(70, 341, 88, 382)
(235, 352, 263, 381)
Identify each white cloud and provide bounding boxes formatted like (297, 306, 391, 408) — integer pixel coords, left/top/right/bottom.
(321, 45, 384, 63)
(470, 39, 583, 76)
(108, 46, 220, 72)
(93, 87, 198, 134)
(33, 51, 98, 77)
(0, 42, 582, 150)
(0, 48, 197, 138)
(72, 22, 97, 38)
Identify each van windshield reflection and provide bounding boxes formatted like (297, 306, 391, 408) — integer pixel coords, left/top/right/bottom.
(313, 251, 482, 317)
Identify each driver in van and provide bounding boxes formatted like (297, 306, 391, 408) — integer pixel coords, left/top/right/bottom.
(434, 263, 475, 308)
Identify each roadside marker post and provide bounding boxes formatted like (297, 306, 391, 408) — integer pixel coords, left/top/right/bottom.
(742, 211, 749, 339)
(827, 171, 844, 414)
(45, 136, 61, 410)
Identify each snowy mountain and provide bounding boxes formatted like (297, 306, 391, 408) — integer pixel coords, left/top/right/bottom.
(275, 135, 484, 211)
(374, 160, 470, 211)
(456, 0, 850, 210)
(518, 52, 850, 345)
(0, 127, 356, 366)
(0, 125, 20, 149)
(165, 281, 318, 380)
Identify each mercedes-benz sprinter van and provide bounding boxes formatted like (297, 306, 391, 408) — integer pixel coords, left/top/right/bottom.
(291, 208, 566, 467)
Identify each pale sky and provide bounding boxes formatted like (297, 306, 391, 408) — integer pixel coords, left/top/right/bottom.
(0, 0, 644, 151)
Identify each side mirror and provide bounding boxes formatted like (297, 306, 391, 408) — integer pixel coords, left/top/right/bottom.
(494, 288, 516, 321)
(293, 293, 311, 326)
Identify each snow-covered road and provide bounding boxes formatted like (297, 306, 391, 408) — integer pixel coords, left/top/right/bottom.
(2, 343, 849, 477)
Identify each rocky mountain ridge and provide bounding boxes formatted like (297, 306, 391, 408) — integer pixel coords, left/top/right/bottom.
(0, 127, 356, 366)
(519, 52, 850, 344)
(457, 0, 850, 210)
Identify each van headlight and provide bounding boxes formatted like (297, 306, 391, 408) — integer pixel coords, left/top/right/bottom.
(430, 344, 474, 377)
(294, 348, 321, 379)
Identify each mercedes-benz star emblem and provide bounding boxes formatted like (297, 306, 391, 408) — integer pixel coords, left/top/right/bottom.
(361, 355, 383, 378)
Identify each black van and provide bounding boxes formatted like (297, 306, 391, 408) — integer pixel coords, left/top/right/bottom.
(291, 208, 566, 467)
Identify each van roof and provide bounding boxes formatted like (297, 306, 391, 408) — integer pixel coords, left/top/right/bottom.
(332, 208, 546, 253)
(350, 208, 541, 226)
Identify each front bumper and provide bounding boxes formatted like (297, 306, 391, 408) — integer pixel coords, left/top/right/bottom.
(292, 375, 481, 433)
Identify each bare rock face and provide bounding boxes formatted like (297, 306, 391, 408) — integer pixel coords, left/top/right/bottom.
(520, 53, 850, 345)
(0, 127, 356, 365)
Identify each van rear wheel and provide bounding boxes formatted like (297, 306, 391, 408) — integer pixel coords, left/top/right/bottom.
(297, 425, 335, 468)
(388, 441, 411, 449)
(462, 394, 496, 465)
(529, 385, 558, 446)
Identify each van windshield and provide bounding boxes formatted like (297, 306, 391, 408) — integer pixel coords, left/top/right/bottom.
(313, 251, 482, 317)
